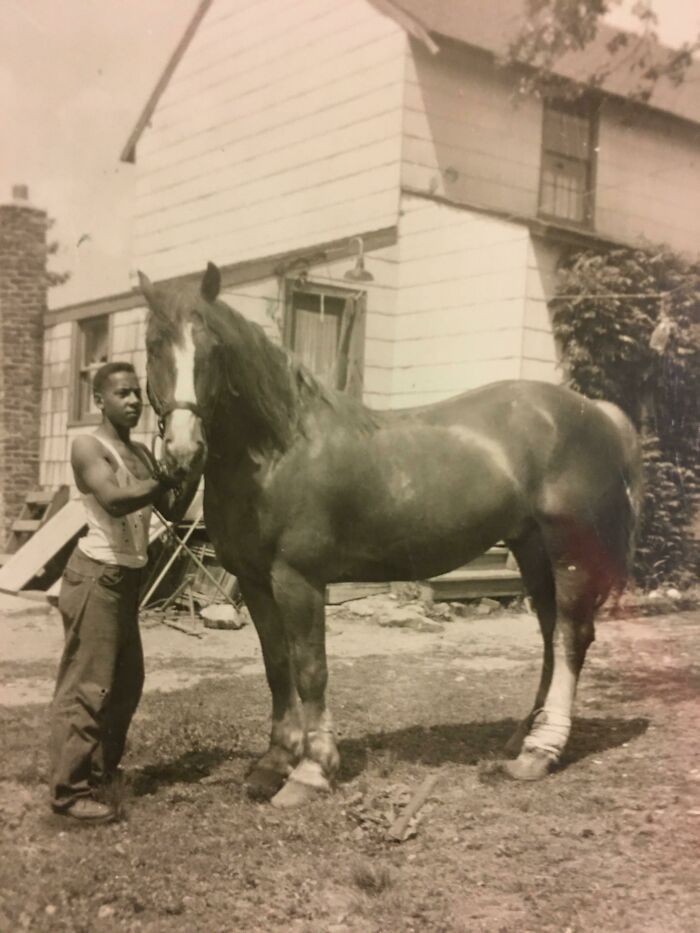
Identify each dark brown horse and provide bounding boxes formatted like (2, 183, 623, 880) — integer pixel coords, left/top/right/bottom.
(141, 263, 642, 808)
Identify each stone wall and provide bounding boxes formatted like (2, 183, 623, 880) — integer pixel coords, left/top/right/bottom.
(0, 186, 47, 542)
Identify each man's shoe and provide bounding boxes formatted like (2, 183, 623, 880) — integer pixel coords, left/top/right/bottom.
(57, 797, 117, 824)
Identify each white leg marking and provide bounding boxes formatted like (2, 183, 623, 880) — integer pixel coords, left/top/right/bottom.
(524, 638, 575, 759)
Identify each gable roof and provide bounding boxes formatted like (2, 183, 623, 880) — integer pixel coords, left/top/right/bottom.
(389, 0, 700, 125)
(121, 0, 214, 163)
(120, 0, 700, 162)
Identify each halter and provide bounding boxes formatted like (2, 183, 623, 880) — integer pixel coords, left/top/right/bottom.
(152, 400, 206, 459)
(156, 400, 205, 435)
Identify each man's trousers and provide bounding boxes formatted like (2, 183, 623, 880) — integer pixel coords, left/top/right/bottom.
(49, 547, 144, 811)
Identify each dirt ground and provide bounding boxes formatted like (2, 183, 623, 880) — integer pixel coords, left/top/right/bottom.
(0, 595, 699, 932)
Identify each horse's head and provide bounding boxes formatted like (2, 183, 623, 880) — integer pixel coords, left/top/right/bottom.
(140, 263, 223, 479)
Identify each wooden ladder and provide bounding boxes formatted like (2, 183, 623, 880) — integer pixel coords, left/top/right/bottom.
(0, 486, 70, 567)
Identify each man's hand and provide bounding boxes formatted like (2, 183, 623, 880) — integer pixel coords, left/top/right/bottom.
(152, 460, 182, 490)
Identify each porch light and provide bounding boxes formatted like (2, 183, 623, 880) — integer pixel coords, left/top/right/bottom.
(344, 237, 374, 282)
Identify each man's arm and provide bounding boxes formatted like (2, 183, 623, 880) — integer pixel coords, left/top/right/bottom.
(72, 436, 167, 517)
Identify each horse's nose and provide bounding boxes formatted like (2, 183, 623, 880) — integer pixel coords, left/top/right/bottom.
(164, 436, 205, 466)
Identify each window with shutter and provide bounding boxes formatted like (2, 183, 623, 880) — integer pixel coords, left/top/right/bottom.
(285, 282, 366, 397)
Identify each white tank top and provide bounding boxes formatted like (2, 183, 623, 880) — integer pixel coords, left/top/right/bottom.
(78, 436, 152, 569)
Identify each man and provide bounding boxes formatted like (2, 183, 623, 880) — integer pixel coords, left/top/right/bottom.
(49, 361, 199, 823)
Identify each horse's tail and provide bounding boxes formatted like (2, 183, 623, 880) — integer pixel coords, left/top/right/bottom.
(595, 400, 644, 585)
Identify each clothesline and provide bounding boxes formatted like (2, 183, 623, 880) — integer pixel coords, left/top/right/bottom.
(551, 282, 696, 301)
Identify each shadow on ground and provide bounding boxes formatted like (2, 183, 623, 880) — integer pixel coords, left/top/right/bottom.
(128, 714, 649, 794)
(337, 715, 649, 782)
(591, 665, 700, 704)
(131, 748, 253, 796)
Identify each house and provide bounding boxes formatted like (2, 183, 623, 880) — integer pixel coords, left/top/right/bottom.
(37, 0, 700, 497)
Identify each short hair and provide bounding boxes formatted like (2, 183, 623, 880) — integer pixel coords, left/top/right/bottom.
(93, 361, 137, 398)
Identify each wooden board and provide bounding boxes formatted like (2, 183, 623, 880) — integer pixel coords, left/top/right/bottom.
(0, 500, 86, 595)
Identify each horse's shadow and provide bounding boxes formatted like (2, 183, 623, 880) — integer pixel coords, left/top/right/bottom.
(129, 715, 649, 795)
(337, 715, 649, 783)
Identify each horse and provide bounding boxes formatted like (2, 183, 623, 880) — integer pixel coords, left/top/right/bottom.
(141, 262, 642, 808)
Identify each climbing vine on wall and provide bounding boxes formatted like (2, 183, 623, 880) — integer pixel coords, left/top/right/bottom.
(550, 246, 700, 588)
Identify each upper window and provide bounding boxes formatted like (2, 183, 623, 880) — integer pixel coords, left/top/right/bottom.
(539, 98, 597, 226)
(72, 315, 110, 422)
(285, 282, 366, 397)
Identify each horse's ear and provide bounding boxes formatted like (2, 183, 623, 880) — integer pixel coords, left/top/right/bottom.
(201, 262, 221, 302)
(137, 271, 157, 307)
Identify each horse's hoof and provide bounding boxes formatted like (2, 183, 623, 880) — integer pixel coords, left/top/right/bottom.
(270, 778, 329, 809)
(504, 731, 526, 758)
(245, 767, 287, 801)
(502, 748, 556, 781)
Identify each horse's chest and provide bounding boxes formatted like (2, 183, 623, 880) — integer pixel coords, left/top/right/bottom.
(202, 474, 270, 573)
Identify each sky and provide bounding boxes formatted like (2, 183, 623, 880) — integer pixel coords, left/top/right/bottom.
(1, 0, 699, 309)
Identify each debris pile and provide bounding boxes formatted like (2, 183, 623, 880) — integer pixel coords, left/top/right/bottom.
(345, 774, 440, 843)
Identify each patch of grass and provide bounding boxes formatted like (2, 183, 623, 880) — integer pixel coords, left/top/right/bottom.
(365, 747, 397, 778)
(351, 859, 395, 896)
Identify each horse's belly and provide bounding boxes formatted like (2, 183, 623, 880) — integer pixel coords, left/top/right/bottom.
(320, 468, 524, 582)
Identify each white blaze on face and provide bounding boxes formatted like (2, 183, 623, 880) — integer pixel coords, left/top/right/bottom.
(169, 323, 200, 455)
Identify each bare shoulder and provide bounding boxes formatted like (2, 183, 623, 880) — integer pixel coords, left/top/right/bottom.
(71, 434, 108, 463)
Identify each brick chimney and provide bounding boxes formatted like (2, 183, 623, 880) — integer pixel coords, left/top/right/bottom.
(0, 186, 48, 542)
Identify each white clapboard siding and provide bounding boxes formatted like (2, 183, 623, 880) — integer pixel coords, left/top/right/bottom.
(137, 78, 402, 208)
(140, 33, 402, 171)
(133, 0, 406, 281)
(154, 0, 372, 121)
(386, 195, 531, 405)
(137, 180, 399, 275)
(136, 115, 401, 235)
(145, 14, 400, 145)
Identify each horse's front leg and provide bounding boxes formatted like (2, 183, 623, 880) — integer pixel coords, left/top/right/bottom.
(237, 577, 305, 800)
(268, 560, 339, 809)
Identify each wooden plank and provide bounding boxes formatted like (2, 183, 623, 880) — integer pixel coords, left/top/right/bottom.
(326, 582, 391, 605)
(24, 490, 55, 506)
(427, 568, 523, 601)
(0, 501, 86, 594)
(11, 520, 42, 534)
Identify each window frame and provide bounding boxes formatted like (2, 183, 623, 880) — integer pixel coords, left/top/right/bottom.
(283, 279, 365, 393)
(68, 313, 113, 426)
(538, 96, 598, 228)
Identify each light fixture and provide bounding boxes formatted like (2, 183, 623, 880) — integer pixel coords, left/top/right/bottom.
(344, 236, 374, 282)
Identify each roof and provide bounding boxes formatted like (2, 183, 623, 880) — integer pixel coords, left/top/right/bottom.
(121, 0, 214, 163)
(389, 0, 700, 125)
(121, 0, 700, 162)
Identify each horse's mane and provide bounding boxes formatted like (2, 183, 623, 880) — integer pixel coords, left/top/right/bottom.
(202, 301, 379, 450)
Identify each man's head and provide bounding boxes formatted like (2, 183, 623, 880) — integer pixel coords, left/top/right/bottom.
(93, 362, 143, 429)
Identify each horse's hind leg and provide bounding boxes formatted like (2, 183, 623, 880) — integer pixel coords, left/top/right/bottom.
(268, 560, 340, 809)
(505, 523, 599, 781)
(504, 527, 556, 758)
(238, 577, 305, 800)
